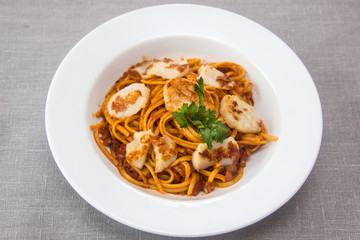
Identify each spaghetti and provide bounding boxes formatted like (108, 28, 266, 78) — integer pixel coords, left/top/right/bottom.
(91, 58, 277, 196)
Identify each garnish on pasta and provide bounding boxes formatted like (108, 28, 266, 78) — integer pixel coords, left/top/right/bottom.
(172, 77, 229, 150)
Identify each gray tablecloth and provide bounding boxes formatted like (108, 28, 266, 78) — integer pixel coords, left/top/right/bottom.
(1, 0, 359, 239)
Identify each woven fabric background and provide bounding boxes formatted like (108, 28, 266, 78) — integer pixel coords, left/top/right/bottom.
(1, 0, 359, 239)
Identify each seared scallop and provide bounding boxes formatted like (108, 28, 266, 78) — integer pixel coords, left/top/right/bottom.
(131, 58, 189, 79)
(163, 77, 215, 112)
(198, 64, 236, 90)
(125, 130, 154, 169)
(220, 95, 262, 133)
(152, 135, 177, 173)
(192, 137, 240, 171)
(107, 83, 150, 119)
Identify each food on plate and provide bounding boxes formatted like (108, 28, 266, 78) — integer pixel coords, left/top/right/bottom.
(220, 95, 262, 133)
(198, 64, 236, 90)
(91, 57, 277, 196)
(107, 83, 150, 119)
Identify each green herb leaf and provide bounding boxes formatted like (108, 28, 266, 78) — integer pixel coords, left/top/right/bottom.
(194, 77, 204, 106)
(172, 77, 229, 150)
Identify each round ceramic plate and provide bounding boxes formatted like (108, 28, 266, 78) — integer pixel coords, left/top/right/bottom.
(45, 4, 322, 237)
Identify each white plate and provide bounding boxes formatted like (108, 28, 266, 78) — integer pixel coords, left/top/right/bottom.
(45, 4, 322, 237)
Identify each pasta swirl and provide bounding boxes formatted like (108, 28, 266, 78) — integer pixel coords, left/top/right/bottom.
(91, 58, 277, 196)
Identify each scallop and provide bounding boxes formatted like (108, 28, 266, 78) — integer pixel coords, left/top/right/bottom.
(163, 77, 215, 112)
(220, 95, 262, 133)
(107, 83, 150, 119)
(192, 137, 240, 171)
(152, 135, 177, 173)
(198, 64, 235, 90)
(132, 58, 189, 79)
(125, 130, 153, 169)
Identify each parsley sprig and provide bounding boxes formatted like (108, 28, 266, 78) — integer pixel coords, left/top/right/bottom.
(172, 77, 229, 149)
